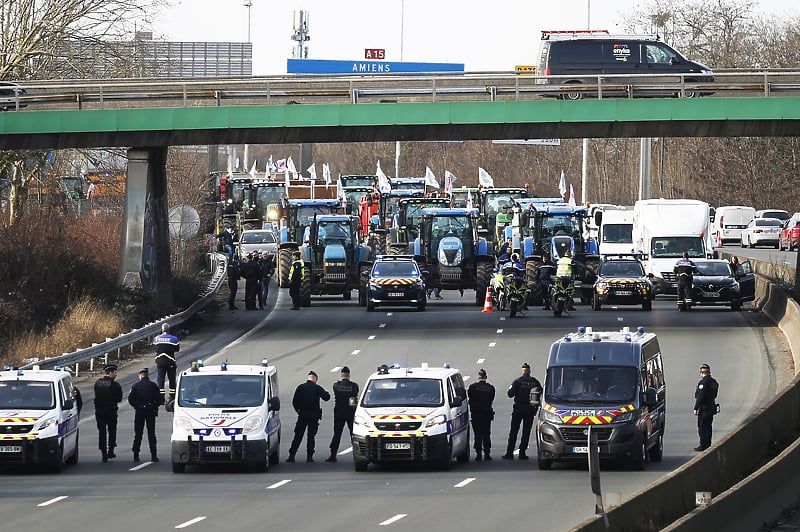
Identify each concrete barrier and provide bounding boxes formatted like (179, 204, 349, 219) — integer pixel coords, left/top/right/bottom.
(571, 270, 800, 532)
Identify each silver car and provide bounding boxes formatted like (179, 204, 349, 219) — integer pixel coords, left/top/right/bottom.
(237, 230, 277, 259)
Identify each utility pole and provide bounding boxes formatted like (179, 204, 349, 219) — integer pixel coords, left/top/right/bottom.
(396, 0, 405, 179)
(244, 0, 252, 43)
(580, 0, 591, 205)
(291, 10, 310, 59)
(639, 138, 652, 200)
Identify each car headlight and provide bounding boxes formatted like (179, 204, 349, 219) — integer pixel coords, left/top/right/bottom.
(354, 413, 372, 428)
(243, 415, 264, 433)
(36, 416, 58, 431)
(175, 416, 193, 431)
(369, 281, 380, 289)
(596, 282, 608, 290)
(613, 411, 636, 423)
(425, 414, 447, 427)
(541, 410, 562, 424)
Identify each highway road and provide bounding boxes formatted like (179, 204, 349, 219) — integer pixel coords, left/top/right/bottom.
(721, 243, 798, 269)
(0, 290, 782, 531)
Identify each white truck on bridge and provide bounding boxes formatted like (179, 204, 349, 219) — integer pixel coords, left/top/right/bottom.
(633, 199, 715, 295)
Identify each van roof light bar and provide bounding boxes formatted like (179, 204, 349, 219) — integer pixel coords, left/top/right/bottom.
(541, 29, 609, 40)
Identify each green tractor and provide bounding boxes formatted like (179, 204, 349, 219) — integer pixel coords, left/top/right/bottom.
(477, 187, 529, 243)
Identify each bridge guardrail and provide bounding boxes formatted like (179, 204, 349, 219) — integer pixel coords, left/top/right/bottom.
(19, 253, 228, 372)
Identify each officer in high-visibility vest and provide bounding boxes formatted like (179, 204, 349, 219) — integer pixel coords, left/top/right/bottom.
(555, 251, 577, 311)
(289, 251, 305, 310)
(153, 324, 180, 402)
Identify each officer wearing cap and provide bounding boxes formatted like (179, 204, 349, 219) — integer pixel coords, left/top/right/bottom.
(154, 323, 180, 403)
(128, 368, 161, 462)
(503, 362, 543, 460)
(289, 251, 305, 310)
(694, 363, 719, 451)
(288, 370, 331, 463)
(94, 364, 123, 462)
(468, 368, 496, 461)
(326, 367, 360, 462)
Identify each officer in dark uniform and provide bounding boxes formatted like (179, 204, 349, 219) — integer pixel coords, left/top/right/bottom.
(227, 259, 241, 310)
(326, 367, 360, 462)
(288, 251, 305, 310)
(288, 371, 331, 463)
(241, 253, 262, 311)
(468, 368, 495, 461)
(537, 258, 556, 310)
(258, 251, 275, 310)
(94, 364, 123, 462)
(674, 251, 697, 306)
(128, 368, 161, 463)
(694, 363, 719, 451)
(502, 362, 542, 460)
(154, 323, 180, 403)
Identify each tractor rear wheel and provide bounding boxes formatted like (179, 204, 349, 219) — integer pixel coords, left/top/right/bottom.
(278, 248, 293, 288)
(300, 265, 312, 307)
(476, 262, 492, 306)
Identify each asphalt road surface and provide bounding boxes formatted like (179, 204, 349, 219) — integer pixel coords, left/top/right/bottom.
(0, 289, 782, 532)
(721, 243, 798, 269)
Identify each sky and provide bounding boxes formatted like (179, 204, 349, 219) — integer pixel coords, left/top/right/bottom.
(150, 0, 798, 75)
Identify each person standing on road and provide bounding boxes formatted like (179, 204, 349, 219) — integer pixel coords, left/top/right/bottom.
(241, 253, 262, 311)
(694, 363, 719, 451)
(537, 257, 556, 310)
(289, 251, 305, 310)
(219, 226, 236, 262)
(468, 368, 496, 461)
(288, 371, 331, 463)
(154, 324, 180, 403)
(326, 367, 359, 462)
(94, 364, 123, 462)
(259, 251, 275, 310)
(227, 258, 241, 310)
(674, 251, 697, 306)
(502, 363, 542, 460)
(128, 368, 161, 463)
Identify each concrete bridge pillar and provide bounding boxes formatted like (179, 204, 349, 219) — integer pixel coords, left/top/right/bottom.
(118, 147, 173, 305)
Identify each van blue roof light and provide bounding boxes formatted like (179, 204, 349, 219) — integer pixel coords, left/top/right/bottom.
(564, 335, 572, 342)
(443, 363, 451, 369)
(221, 361, 228, 371)
(637, 326, 646, 334)
(261, 358, 270, 367)
(2, 365, 12, 371)
(577, 326, 586, 334)
(624, 335, 632, 342)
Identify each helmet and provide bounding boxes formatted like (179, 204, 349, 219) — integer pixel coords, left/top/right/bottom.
(511, 253, 520, 262)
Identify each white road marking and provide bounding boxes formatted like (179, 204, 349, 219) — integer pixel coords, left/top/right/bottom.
(175, 517, 207, 529)
(38, 496, 68, 507)
(129, 461, 153, 471)
(496, 329, 504, 334)
(477, 358, 485, 364)
(351, 349, 361, 355)
(499, 316, 506, 321)
(331, 366, 342, 373)
(379, 323, 387, 328)
(488, 342, 496, 347)
(386, 312, 393, 316)
(617, 317, 624, 322)
(267, 479, 292, 490)
(380, 514, 408, 526)
(338, 446, 354, 455)
(454, 477, 476, 488)
(463, 376, 470, 381)
(368, 335, 376, 340)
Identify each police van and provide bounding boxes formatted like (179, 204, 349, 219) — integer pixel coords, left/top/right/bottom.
(170, 360, 280, 473)
(536, 327, 666, 470)
(351, 363, 470, 471)
(0, 366, 80, 472)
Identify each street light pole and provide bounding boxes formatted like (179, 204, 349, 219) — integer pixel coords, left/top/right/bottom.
(244, 0, 253, 43)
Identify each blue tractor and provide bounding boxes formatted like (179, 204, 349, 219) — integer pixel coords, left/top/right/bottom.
(298, 214, 373, 305)
(411, 208, 495, 305)
(276, 198, 343, 288)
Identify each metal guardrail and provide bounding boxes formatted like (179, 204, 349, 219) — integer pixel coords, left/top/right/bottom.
(3, 71, 800, 111)
(20, 253, 228, 372)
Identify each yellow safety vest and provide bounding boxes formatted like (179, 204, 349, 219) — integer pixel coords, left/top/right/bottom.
(289, 259, 305, 280)
(556, 257, 573, 278)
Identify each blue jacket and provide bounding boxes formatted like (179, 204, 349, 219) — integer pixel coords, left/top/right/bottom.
(154, 332, 180, 358)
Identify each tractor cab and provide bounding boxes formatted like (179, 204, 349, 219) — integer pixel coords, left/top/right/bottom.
(280, 198, 343, 245)
(308, 215, 360, 264)
(359, 190, 424, 255)
(450, 187, 480, 209)
(478, 188, 529, 242)
(392, 197, 451, 249)
(342, 187, 372, 217)
(250, 181, 287, 230)
(390, 177, 426, 192)
(339, 174, 378, 190)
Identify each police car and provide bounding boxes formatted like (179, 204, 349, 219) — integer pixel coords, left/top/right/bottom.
(359, 255, 427, 311)
(592, 255, 653, 311)
(170, 360, 280, 473)
(352, 363, 470, 471)
(0, 365, 80, 472)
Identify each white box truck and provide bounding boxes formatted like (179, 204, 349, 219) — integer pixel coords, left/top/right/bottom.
(598, 208, 635, 256)
(712, 206, 755, 246)
(633, 199, 715, 295)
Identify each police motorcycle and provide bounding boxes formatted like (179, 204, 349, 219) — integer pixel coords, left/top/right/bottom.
(549, 276, 574, 317)
(490, 258, 510, 310)
(501, 259, 528, 318)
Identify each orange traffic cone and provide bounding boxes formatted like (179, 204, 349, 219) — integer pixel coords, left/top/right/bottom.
(482, 285, 494, 313)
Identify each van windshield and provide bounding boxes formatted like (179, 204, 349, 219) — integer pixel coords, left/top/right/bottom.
(178, 375, 265, 408)
(545, 366, 638, 405)
(0, 381, 55, 410)
(602, 224, 633, 243)
(650, 236, 704, 258)
(362, 378, 443, 407)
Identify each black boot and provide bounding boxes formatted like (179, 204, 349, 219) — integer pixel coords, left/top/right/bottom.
(306, 453, 314, 463)
(107, 448, 116, 459)
(287, 452, 296, 462)
(325, 453, 337, 463)
(151, 453, 159, 462)
(133, 452, 140, 463)
(518, 451, 529, 460)
(484, 452, 492, 461)
(475, 453, 483, 461)
(501, 452, 514, 460)
(101, 450, 108, 463)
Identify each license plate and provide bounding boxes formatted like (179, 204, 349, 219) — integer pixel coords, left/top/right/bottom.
(0, 445, 22, 453)
(702, 292, 720, 298)
(385, 442, 411, 450)
(388, 292, 404, 297)
(615, 290, 633, 296)
(572, 446, 589, 453)
(205, 445, 230, 453)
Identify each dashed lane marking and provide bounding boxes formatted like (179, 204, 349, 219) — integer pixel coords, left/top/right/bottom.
(267, 479, 292, 490)
(386, 312, 393, 316)
(379, 324, 387, 328)
(175, 517, 207, 529)
(477, 358, 485, 364)
(380, 514, 408, 526)
(617, 317, 624, 322)
(129, 461, 153, 471)
(497, 329, 504, 334)
(38, 496, 68, 507)
(454, 477, 476, 488)
(463, 376, 470, 381)
(499, 316, 506, 321)
(368, 335, 376, 340)
(338, 447, 354, 455)
(351, 349, 361, 355)
(331, 367, 342, 373)
(488, 342, 496, 348)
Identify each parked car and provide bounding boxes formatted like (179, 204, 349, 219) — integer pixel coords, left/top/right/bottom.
(741, 218, 782, 248)
(236, 229, 277, 259)
(754, 209, 790, 222)
(779, 218, 800, 251)
(689, 259, 755, 311)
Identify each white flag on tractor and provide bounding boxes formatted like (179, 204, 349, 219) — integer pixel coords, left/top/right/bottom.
(267, 155, 275, 173)
(466, 190, 474, 210)
(478, 167, 494, 188)
(227, 157, 234, 178)
(376, 161, 392, 193)
(275, 158, 287, 172)
(558, 170, 567, 199)
(444, 170, 458, 194)
(568, 184, 577, 207)
(337, 178, 346, 204)
(286, 157, 298, 178)
(307, 163, 317, 182)
(424, 166, 440, 189)
(323, 163, 332, 185)
(249, 160, 257, 178)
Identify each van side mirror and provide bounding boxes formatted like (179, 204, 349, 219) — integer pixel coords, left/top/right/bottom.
(451, 396, 463, 407)
(269, 397, 281, 412)
(63, 399, 74, 410)
(642, 387, 657, 408)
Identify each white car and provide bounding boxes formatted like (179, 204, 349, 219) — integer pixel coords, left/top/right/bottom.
(754, 209, 790, 222)
(236, 230, 277, 260)
(741, 218, 782, 248)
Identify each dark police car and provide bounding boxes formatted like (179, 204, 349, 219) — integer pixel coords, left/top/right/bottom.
(592, 255, 653, 311)
(360, 255, 426, 311)
(688, 259, 755, 311)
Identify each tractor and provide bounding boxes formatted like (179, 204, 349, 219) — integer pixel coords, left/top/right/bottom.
(388, 197, 451, 254)
(297, 214, 373, 306)
(341, 187, 373, 217)
(389, 177, 426, 192)
(477, 187, 529, 243)
(338, 174, 378, 190)
(246, 181, 287, 231)
(450, 187, 480, 209)
(358, 189, 424, 256)
(411, 208, 495, 305)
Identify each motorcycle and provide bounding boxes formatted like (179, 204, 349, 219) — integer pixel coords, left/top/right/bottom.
(550, 277, 575, 317)
(504, 267, 528, 318)
(490, 270, 508, 311)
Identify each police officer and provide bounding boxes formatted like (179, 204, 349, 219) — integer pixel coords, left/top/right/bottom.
(128, 368, 161, 462)
(674, 251, 697, 306)
(468, 368, 495, 461)
(326, 367, 360, 462)
(502, 362, 542, 460)
(241, 253, 262, 311)
(227, 258, 241, 310)
(259, 251, 275, 310)
(288, 371, 331, 463)
(537, 258, 556, 310)
(94, 364, 123, 462)
(694, 363, 719, 451)
(289, 251, 305, 310)
(154, 323, 180, 403)
(556, 251, 580, 311)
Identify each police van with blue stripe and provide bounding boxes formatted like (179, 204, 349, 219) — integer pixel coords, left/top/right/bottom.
(352, 363, 470, 471)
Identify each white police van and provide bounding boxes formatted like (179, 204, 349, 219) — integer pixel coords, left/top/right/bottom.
(0, 366, 80, 472)
(352, 363, 470, 471)
(170, 359, 280, 473)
